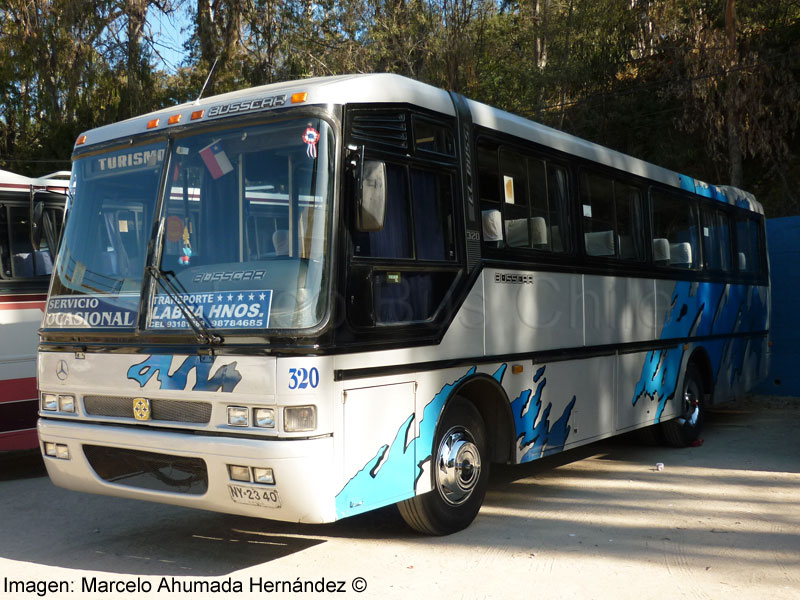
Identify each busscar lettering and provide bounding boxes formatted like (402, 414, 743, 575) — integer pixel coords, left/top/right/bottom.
(495, 272, 534, 284)
(207, 94, 287, 118)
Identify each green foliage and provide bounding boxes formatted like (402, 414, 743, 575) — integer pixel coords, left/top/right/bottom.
(1, 0, 798, 215)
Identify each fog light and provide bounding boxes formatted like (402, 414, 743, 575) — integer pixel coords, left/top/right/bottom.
(44, 442, 57, 457)
(229, 465, 251, 482)
(227, 406, 249, 427)
(253, 467, 274, 485)
(254, 408, 275, 428)
(58, 395, 76, 413)
(56, 444, 70, 459)
(42, 393, 58, 411)
(284, 405, 316, 432)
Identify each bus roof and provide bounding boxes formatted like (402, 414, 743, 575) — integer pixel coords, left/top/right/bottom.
(0, 169, 69, 195)
(73, 73, 761, 214)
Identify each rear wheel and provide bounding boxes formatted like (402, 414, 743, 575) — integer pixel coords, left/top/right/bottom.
(397, 396, 489, 535)
(661, 363, 704, 447)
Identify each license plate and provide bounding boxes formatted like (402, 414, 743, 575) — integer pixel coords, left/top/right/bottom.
(227, 484, 281, 508)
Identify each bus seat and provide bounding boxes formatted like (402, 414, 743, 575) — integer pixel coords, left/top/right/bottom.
(273, 230, 289, 256)
(481, 209, 503, 245)
(618, 235, 635, 259)
(738, 252, 747, 270)
(652, 238, 670, 265)
(34, 250, 53, 275)
(12, 253, 34, 277)
(669, 242, 693, 267)
(505, 218, 528, 247)
(584, 230, 614, 256)
(530, 217, 547, 246)
(551, 225, 563, 252)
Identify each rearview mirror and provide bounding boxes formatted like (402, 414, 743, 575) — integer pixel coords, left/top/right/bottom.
(357, 160, 387, 232)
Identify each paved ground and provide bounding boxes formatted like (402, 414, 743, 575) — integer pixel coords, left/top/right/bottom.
(1, 395, 798, 599)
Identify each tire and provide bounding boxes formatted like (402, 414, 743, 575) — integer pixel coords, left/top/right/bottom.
(397, 396, 489, 535)
(661, 363, 704, 447)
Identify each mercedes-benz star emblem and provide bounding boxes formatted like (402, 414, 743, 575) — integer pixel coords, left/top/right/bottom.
(56, 360, 69, 381)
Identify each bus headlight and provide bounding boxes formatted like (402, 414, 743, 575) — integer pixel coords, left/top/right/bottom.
(227, 406, 249, 427)
(42, 393, 59, 411)
(284, 405, 316, 432)
(253, 468, 275, 485)
(228, 465, 251, 482)
(43, 442, 70, 460)
(253, 408, 275, 429)
(58, 395, 76, 413)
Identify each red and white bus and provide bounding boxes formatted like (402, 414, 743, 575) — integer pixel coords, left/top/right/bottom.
(0, 170, 67, 451)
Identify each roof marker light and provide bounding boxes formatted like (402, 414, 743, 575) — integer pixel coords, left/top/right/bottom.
(75, 135, 87, 146)
(146, 118, 160, 129)
(191, 110, 205, 120)
(291, 92, 308, 104)
(168, 114, 182, 125)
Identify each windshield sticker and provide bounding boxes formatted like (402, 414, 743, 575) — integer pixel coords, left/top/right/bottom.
(91, 148, 166, 176)
(303, 126, 319, 158)
(199, 140, 234, 179)
(149, 290, 273, 330)
(45, 295, 138, 328)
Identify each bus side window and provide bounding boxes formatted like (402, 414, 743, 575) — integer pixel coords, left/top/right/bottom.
(477, 140, 502, 247)
(651, 189, 700, 269)
(353, 163, 412, 259)
(580, 171, 645, 261)
(735, 215, 761, 274)
(702, 207, 732, 272)
(8, 206, 51, 278)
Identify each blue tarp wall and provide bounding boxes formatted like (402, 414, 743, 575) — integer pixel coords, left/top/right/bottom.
(753, 216, 800, 396)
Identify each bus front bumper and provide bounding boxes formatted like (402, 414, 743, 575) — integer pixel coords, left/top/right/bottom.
(37, 418, 338, 524)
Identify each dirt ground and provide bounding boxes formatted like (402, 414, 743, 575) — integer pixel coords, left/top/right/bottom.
(1, 395, 798, 599)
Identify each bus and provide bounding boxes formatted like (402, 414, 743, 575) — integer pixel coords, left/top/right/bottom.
(1, 170, 67, 451)
(37, 74, 768, 534)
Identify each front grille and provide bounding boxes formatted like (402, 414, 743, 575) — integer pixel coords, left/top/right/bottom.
(83, 445, 208, 495)
(83, 396, 212, 423)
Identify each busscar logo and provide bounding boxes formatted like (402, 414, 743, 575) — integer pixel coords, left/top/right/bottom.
(207, 95, 287, 118)
(494, 272, 534, 284)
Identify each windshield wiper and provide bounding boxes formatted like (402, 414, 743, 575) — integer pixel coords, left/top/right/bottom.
(146, 265, 223, 345)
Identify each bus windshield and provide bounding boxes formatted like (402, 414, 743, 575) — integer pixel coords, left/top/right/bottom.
(46, 117, 334, 332)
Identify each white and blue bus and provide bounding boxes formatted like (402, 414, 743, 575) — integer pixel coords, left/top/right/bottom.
(37, 74, 768, 534)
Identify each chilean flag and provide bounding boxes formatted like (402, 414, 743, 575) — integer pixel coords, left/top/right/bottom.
(199, 141, 234, 179)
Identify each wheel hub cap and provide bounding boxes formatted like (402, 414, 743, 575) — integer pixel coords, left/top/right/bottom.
(435, 428, 481, 506)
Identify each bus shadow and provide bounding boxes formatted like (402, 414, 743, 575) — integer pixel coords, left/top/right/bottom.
(0, 450, 46, 481)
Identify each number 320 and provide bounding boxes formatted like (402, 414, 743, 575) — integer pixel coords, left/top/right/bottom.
(288, 367, 320, 390)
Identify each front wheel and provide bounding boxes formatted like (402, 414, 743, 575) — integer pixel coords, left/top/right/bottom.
(397, 396, 489, 535)
(661, 363, 704, 447)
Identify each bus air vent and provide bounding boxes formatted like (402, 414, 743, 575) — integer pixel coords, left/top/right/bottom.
(350, 112, 408, 151)
(83, 445, 208, 495)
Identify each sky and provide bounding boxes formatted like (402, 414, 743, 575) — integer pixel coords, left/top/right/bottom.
(146, 7, 191, 73)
